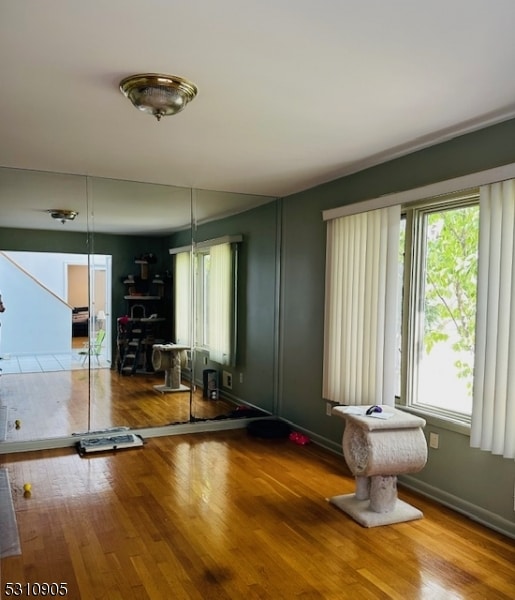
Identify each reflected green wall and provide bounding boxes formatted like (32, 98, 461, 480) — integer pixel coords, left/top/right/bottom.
(170, 200, 279, 413)
(279, 117, 515, 536)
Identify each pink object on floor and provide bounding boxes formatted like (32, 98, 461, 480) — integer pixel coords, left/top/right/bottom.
(289, 431, 311, 445)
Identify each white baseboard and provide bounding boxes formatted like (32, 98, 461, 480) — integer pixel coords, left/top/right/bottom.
(398, 475, 515, 540)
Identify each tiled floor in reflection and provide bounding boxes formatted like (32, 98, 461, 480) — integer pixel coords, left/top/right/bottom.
(0, 353, 110, 374)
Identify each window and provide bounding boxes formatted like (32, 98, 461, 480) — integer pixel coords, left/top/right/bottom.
(174, 251, 192, 346)
(323, 195, 479, 420)
(195, 249, 211, 349)
(196, 241, 237, 365)
(323, 168, 515, 457)
(173, 237, 240, 366)
(399, 194, 479, 421)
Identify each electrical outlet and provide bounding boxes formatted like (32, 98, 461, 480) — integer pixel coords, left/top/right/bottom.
(326, 402, 333, 417)
(222, 370, 232, 389)
(429, 432, 439, 449)
(239, 373, 243, 384)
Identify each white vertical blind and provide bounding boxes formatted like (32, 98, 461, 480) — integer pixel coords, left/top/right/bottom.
(174, 251, 191, 345)
(208, 242, 232, 365)
(471, 179, 515, 458)
(323, 206, 400, 406)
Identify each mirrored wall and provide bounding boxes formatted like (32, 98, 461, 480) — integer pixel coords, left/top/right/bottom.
(0, 166, 278, 446)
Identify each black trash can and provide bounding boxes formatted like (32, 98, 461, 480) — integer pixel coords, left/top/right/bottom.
(203, 369, 219, 399)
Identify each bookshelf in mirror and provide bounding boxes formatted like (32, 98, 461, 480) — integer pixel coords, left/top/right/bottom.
(117, 257, 169, 375)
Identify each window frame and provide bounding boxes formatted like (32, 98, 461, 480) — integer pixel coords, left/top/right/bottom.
(194, 248, 210, 351)
(398, 191, 479, 425)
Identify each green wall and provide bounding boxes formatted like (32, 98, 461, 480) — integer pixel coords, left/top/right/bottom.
(279, 118, 515, 537)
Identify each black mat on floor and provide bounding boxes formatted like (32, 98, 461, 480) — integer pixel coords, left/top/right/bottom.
(246, 418, 291, 439)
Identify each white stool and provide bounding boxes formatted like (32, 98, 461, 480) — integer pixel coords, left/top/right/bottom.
(330, 406, 427, 527)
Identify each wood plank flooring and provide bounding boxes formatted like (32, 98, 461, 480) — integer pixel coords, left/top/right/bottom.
(1, 430, 514, 599)
(0, 368, 237, 442)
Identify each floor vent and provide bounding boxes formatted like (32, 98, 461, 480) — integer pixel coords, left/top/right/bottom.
(77, 433, 144, 455)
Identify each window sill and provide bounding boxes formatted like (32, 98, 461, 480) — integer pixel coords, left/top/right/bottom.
(396, 404, 471, 437)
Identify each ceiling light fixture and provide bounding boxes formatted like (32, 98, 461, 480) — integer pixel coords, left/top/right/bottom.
(48, 209, 79, 224)
(119, 73, 198, 121)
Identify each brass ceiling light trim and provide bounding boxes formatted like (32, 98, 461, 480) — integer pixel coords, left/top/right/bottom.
(119, 73, 198, 121)
(48, 209, 79, 224)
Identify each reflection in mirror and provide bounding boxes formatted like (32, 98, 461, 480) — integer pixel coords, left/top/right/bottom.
(187, 190, 279, 422)
(0, 168, 197, 443)
(0, 166, 280, 448)
(0, 167, 91, 442)
(86, 177, 195, 433)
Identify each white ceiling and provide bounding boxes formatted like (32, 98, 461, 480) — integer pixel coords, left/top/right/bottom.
(2, 1, 515, 234)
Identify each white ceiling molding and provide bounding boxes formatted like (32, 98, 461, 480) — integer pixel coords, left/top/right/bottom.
(323, 162, 515, 221)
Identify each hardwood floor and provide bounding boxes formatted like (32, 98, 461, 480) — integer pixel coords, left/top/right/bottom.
(0, 368, 239, 442)
(1, 430, 514, 599)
